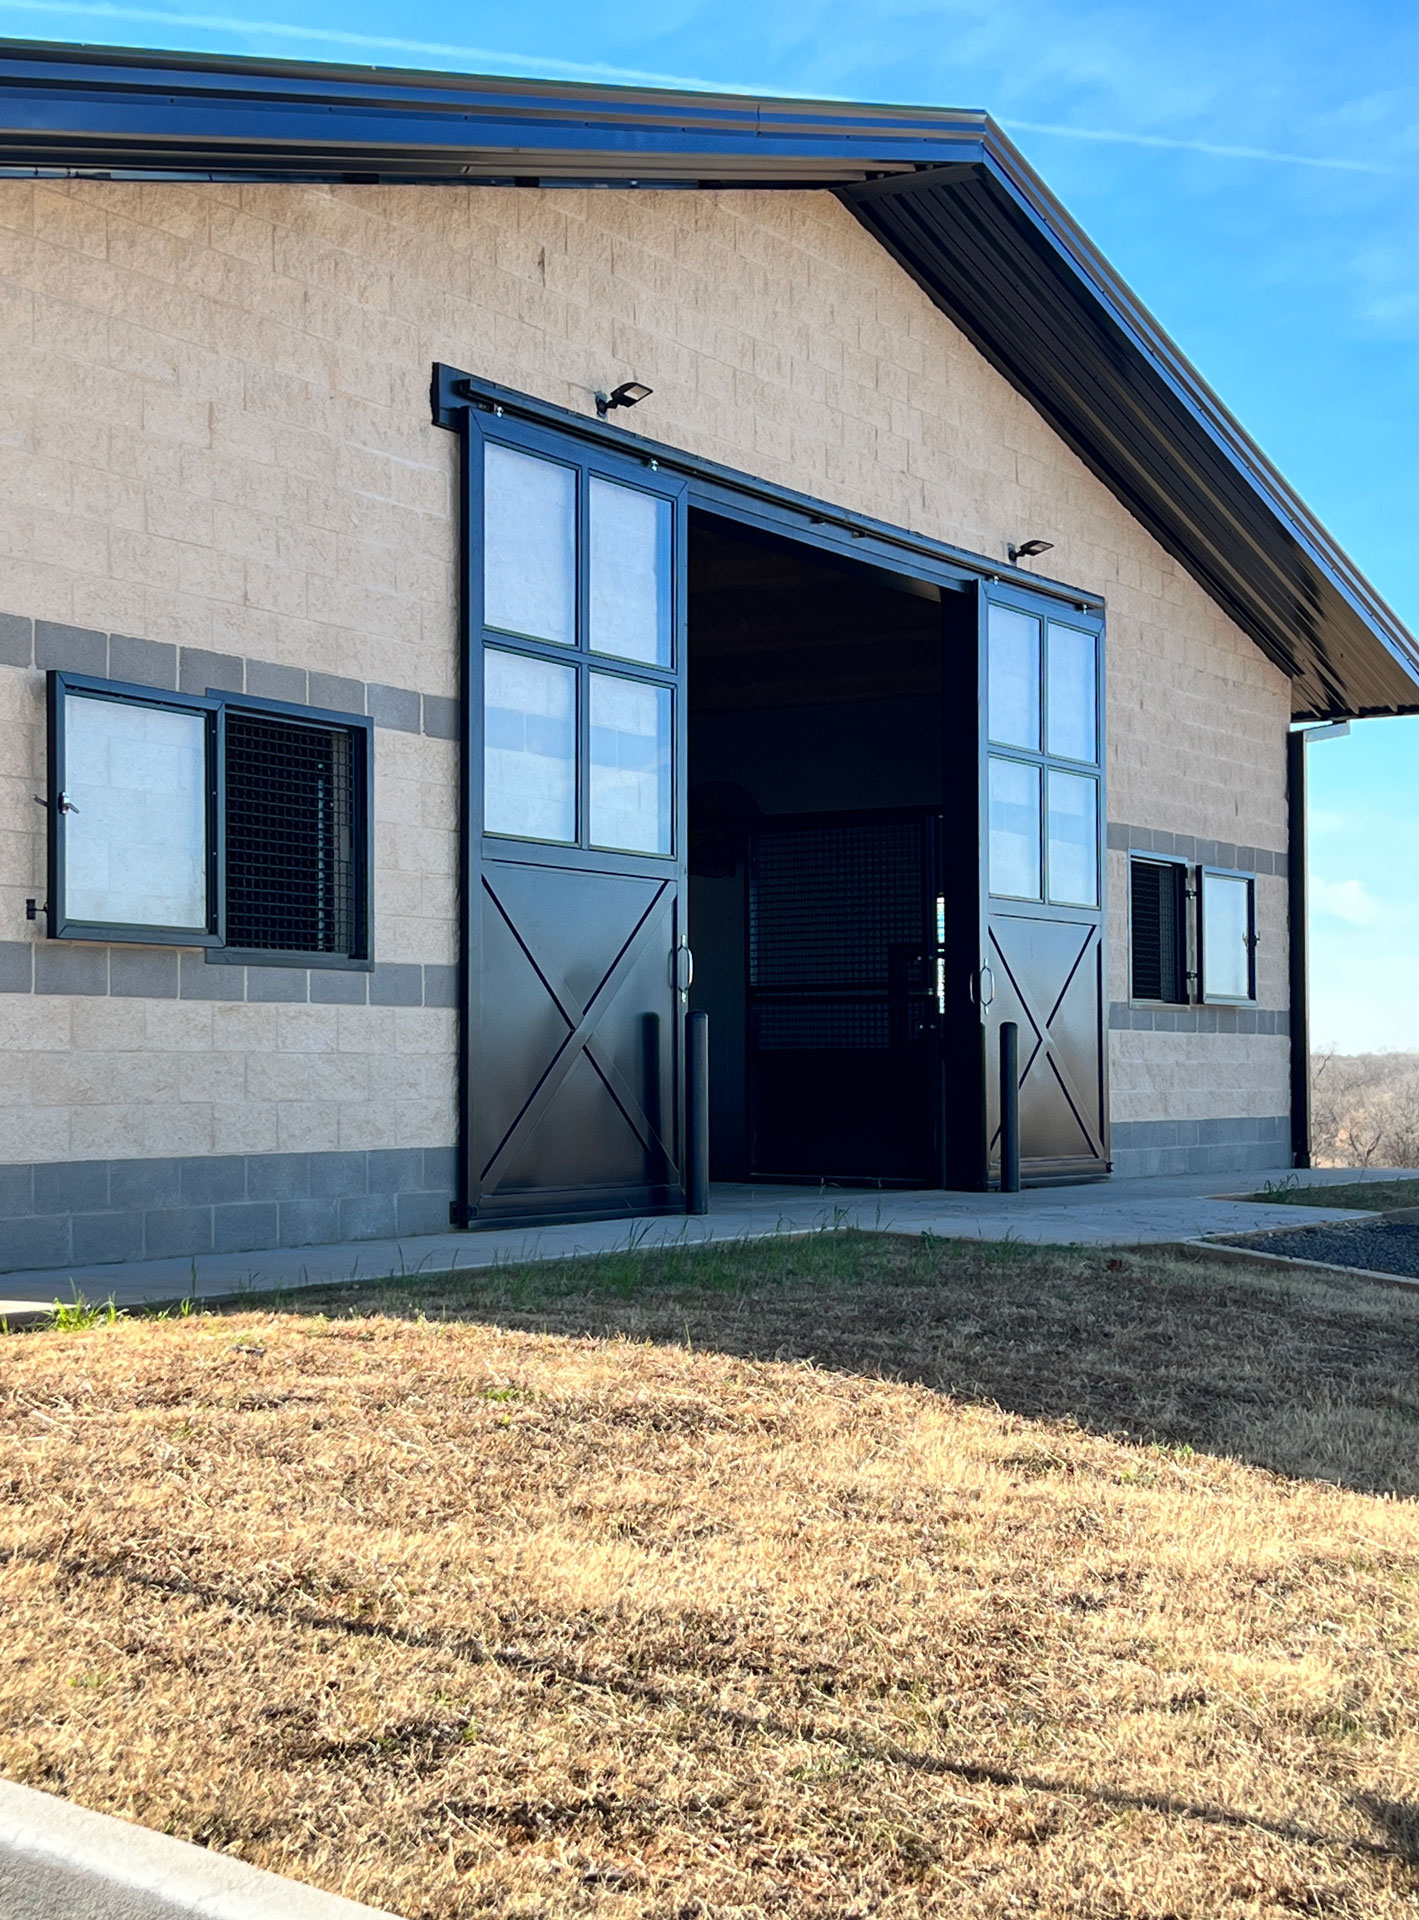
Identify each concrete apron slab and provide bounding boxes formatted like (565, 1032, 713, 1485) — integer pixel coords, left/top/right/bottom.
(0, 1775, 399, 1920)
(0, 1165, 1405, 1318)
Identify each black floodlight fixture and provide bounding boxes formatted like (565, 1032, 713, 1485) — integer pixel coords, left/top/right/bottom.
(1008, 538, 1055, 565)
(596, 379, 654, 418)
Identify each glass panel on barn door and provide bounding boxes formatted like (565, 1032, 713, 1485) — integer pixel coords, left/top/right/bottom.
(987, 604, 1041, 751)
(988, 756, 1041, 900)
(63, 692, 209, 929)
(483, 444, 576, 646)
(483, 649, 577, 843)
(589, 673, 672, 854)
(589, 478, 672, 667)
(1046, 769, 1099, 906)
(1046, 623, 1097, 763)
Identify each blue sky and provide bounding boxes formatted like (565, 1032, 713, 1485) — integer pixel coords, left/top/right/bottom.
(3, 0, 1415, 1049)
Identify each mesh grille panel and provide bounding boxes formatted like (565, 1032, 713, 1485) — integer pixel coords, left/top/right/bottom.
(752, 998, 890, 1053)
(749, 819, 928, 989)
(226, 713, 355, 953)
(1130, 858, 1184, 1002)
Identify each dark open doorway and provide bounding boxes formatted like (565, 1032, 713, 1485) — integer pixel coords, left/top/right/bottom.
(686, 510, 949, 1186)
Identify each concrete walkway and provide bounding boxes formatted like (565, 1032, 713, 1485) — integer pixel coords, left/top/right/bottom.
(1, 1165, 1406, 1321)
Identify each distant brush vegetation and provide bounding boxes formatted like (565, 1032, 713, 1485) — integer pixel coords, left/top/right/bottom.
(1313, 1050, 1419, 1168)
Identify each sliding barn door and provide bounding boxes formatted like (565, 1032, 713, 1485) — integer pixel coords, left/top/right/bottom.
(978, 586, 1108, 1181)
(465, 416, 689, 1224)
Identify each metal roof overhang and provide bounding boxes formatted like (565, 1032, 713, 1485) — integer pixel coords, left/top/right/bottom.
(1, 39, 1414, 720)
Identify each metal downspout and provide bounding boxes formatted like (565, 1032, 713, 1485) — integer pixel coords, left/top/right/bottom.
(1287, 728, 1311, 1170)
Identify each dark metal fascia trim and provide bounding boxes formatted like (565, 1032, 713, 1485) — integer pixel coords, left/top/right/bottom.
(0, 40, 991, 171)
(430, 363, 1104, 612)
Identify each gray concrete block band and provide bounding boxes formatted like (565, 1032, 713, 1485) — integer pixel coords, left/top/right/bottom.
(0, 948, 457, 1005)
(1111, 1114, 1290, 1178)
(0, 1146, 457, 1273)
(1, 613, 458, 737)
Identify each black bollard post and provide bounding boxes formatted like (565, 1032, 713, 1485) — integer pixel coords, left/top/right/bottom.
(999, 1020, 1021, 1194)
(685, 1010, 710, 1215)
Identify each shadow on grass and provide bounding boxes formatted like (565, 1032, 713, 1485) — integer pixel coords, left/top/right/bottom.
(197, 1225, 1419, 1500)
(27, 1539, 1418, 1875)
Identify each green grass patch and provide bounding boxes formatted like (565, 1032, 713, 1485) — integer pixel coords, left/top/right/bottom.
(1246, 1175, 1419, 1211)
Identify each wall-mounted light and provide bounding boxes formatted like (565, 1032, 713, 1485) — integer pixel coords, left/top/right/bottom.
(1008, 538, 1055, 565)
(596, 380, 653, 419)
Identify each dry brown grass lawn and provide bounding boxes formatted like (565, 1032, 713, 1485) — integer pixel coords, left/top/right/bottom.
(4, 1231, 1419, 1918)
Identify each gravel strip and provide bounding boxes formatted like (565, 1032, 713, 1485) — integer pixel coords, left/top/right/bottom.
(1226, 1219, 1419, 1279)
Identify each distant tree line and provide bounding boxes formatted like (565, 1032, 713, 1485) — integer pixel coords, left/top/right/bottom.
(1311, 1050, 1419, 1168)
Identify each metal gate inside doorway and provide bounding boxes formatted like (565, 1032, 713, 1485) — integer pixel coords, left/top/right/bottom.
(747, 813, 941, 1185)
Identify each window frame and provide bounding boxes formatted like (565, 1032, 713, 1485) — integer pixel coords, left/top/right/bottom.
(47, 672, 225, 948)
(1197, 864, 1258, 1006)
(46, 672, 374, 969)
(1127, 850, 1191, 1006)
(983, 595, 1105, 911)
(473, 412, 686, 868)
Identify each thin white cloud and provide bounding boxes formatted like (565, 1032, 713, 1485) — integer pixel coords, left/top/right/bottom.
(1311, 876, 1391, 926)
(1001, 116, 1400, 178)
(0, 0, 755, 91)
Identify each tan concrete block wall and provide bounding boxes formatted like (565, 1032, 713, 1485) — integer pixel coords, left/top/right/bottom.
(0, 994, 453, 1166)
(1109, 1031, 1289, 1127)
(0, 179, 1295, 1163)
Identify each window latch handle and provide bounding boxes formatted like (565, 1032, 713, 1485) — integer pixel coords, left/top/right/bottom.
(35, 792, 79, 813)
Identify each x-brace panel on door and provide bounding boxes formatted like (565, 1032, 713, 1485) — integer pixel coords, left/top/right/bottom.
(985, 912, 1106, 1172)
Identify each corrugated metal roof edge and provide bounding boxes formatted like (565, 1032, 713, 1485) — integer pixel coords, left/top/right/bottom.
(0, 37, 1414, 717)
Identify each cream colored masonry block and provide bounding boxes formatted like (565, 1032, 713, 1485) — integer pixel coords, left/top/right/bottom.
(209, 1102, 281, 1157)
(64, 989, 144, 1048)
(0, 997, 71, 1051)
(0, 1108, 70, 1163)
(1109, 1034, 1291, 1125)
(0, 997, 455, 1164)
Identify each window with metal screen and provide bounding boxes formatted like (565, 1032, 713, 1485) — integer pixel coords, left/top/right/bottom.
(225, 712, 357, 955)
(1130, 857, 1186, 1002)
